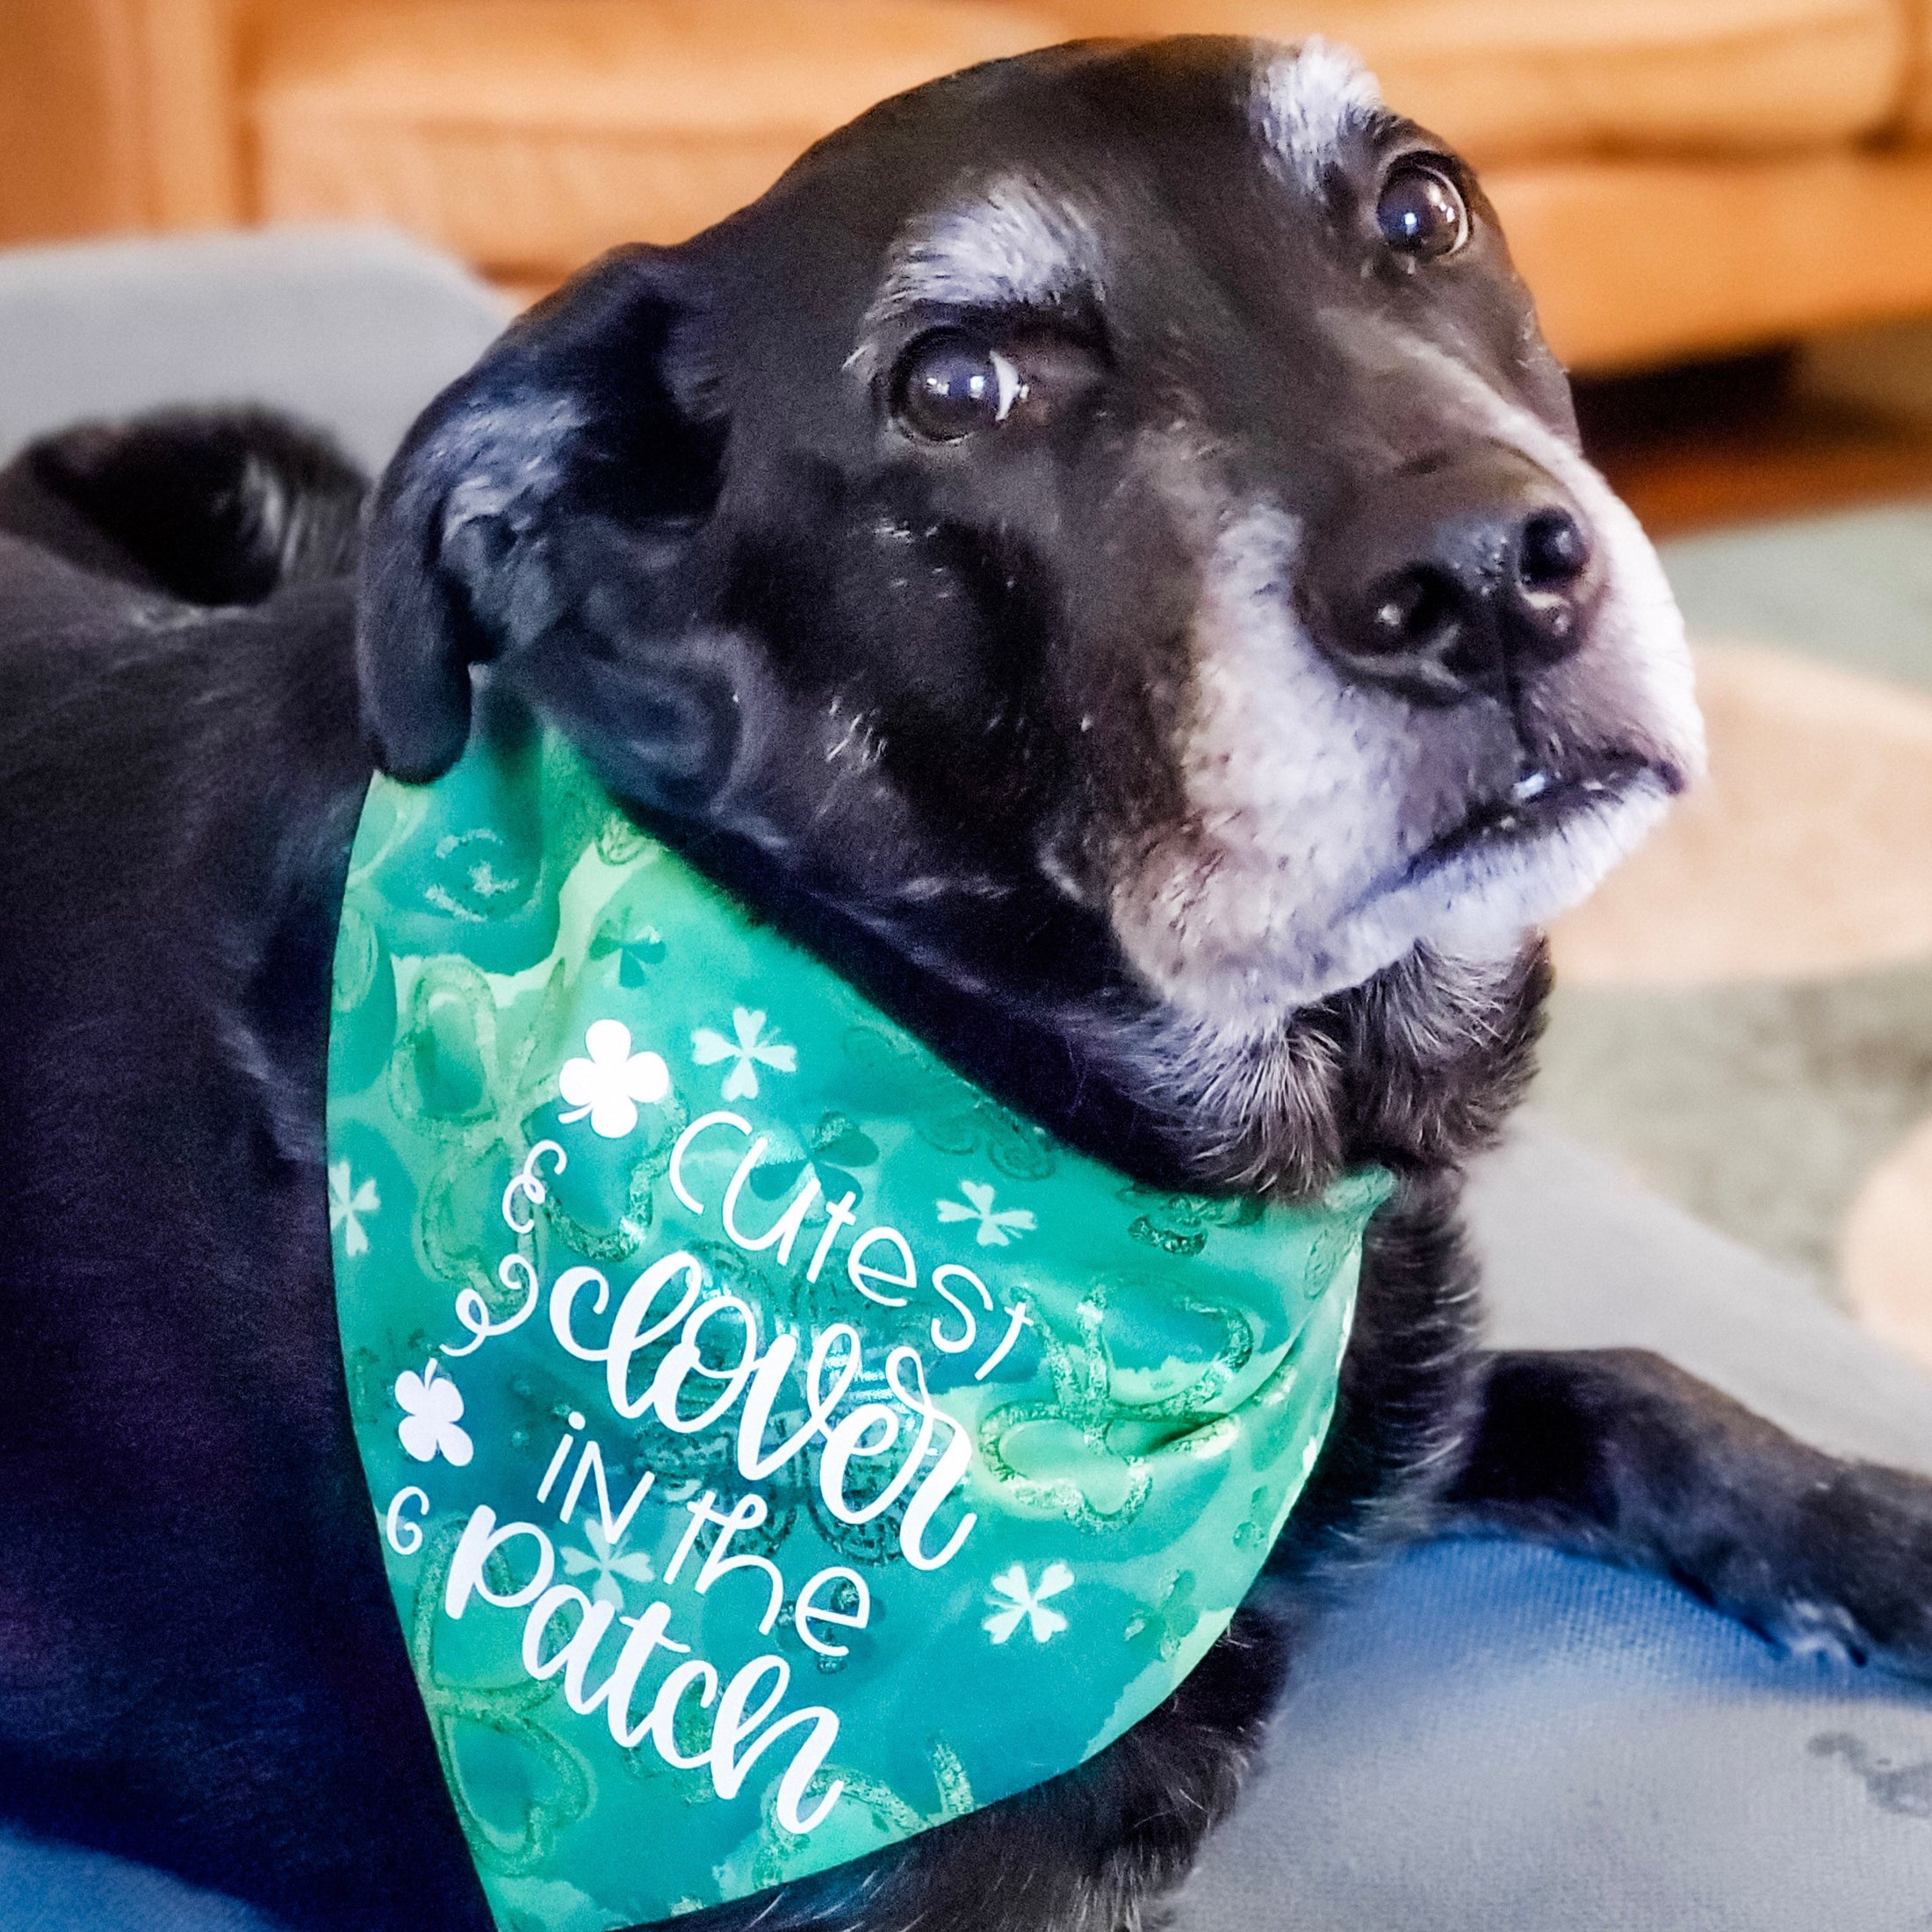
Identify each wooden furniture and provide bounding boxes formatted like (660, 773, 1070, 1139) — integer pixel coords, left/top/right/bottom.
(9, 0, 1932, 371)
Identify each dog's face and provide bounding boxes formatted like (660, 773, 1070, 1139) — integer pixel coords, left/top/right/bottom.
(362, 36, 1700, 1077)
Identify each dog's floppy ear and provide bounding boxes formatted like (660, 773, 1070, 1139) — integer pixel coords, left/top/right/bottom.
(356, 245, 724, 781)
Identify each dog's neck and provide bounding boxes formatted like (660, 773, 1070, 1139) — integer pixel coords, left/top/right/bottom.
(1092, 942, 1549, 1195)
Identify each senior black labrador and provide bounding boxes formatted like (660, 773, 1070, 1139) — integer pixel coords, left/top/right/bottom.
(0, 34, 1926, 1932)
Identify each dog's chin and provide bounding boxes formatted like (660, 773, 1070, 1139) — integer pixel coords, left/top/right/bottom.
(1112, 760, 1673, 1029)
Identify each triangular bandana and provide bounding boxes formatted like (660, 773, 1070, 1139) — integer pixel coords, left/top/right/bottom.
(327, 710, 1390, 1931)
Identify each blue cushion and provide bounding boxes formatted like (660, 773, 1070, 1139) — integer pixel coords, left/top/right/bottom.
(1178, 1539, 1932, 1932)
(0, 226, 508, 474)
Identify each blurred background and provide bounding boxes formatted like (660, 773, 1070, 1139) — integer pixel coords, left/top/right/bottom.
(9, 0, 1932, 1373)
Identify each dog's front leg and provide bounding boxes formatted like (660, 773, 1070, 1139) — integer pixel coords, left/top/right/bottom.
(1444, 1348, 1932, 1679)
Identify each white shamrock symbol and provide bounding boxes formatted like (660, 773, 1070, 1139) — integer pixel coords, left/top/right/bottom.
(559, 1019, 671, 1138)
(982, 1561, 1073, 1645)
(394, 1359, 473, 1467)
(562, 1523, 660, 1610)
(690, 1006, 797, 1101)
(328, 1159, 380, 1256)
(937, 1179, 1037, 1247)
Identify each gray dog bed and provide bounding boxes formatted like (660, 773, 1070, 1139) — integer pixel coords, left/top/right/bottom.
(0, 229, 1926, 1931)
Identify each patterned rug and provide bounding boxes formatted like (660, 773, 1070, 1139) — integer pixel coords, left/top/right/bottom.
(1539, 504, 1932, 1373)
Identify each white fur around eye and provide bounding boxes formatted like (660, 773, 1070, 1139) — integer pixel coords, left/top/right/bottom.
(850, 176, 1101, 384)
(1253, 38, 1385, 194)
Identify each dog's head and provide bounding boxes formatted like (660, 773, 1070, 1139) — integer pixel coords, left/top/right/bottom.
(360, 36, 1701, 1184)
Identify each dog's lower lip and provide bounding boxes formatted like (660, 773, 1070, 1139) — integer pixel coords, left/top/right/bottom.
(1407, 753, 1651, 876)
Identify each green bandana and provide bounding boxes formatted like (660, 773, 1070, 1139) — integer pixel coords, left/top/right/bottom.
(327, 710, 1390, 1932)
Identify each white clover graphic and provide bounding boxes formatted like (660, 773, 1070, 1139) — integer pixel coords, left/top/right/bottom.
(937, 1179, 1037, 1248)
(465, 857, 519, 900)
(559, 1019, 671, 1138)
(395, 1359, 473, 1467)
(561, 1523, 659, 1610)
(328, 1159, 380, 1257)
(983, 1561, 1073, 1645)
(691, 1006, 797, 1101)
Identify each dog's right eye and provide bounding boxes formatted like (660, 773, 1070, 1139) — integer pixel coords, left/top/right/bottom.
(1375, 161, 1469, 261)
(891, 332, 1023, 443)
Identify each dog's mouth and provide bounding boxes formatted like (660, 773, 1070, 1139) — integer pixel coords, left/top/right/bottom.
(1361, 747, 1674, 915)
(1423, 752, 1657, 869)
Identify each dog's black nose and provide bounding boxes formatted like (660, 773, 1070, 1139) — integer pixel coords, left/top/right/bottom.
(1310, 448, 1597, 707)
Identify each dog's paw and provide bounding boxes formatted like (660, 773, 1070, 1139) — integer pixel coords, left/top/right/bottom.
(1776, 1460, 1932, 1683)
(25, 407, 366, 605)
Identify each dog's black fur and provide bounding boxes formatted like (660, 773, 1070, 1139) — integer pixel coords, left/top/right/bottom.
(0, 37, 1928, 1932)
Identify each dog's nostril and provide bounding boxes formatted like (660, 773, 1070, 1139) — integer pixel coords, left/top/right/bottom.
(1365, 566, 1460, 654)
(1517, 509, 1590, 591)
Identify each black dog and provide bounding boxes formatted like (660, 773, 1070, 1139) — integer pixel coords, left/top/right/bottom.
(0, 34, 1927, 1932)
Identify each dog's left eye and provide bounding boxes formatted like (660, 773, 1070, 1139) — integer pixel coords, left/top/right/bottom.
(1375, 161, 1469, 261)
(892, 332, 1026, 442)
